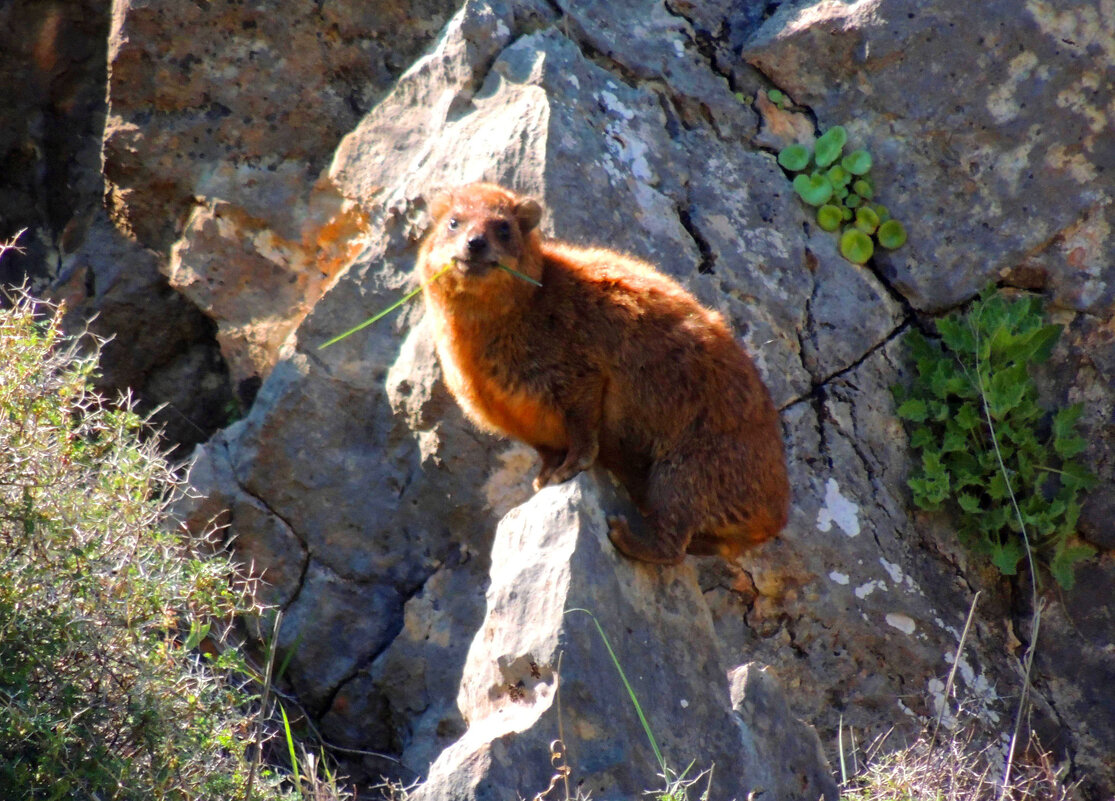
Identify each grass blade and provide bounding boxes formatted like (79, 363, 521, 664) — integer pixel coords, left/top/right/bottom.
(281, 702, 301, 792)
(497, 263, 543, 286)
(318, 262, 453, 350)
(566, 607, 666, 776)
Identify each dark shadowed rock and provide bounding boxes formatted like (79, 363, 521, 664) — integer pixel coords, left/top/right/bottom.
(0, 0, 108, 290)
(54, 209, 234, 455)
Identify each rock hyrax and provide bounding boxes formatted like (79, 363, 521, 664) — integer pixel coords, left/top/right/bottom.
(417, 182, 789, 564)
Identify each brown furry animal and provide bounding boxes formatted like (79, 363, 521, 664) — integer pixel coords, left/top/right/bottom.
(417, 182, 789, 564)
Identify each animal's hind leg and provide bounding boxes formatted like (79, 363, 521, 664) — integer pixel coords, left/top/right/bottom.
(606, 461, 701, 565)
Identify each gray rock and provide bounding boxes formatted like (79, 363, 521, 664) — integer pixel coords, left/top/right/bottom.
(18, 0, 1113, 796)
(104, 0, 461, 250)
(744, 0, 1115, 313)
(730, 663, 838, 801)
(409, 470, 835, 801)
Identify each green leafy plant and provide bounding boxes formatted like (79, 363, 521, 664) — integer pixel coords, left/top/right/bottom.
(892, 288, 1096, 589)
(776, 127, 906, 264)
(814, 125, 847, 168)
(839, 229, 874, 265)
(877, 219, 907, 250)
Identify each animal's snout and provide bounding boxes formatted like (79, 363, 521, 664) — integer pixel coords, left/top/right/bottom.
(467, 235, 488, 256)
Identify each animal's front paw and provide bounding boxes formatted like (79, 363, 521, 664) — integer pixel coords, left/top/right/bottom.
(532, 463, 582, 491)
(532, 447, 566, 492)
(533, 449, 594, 490)
(546, 461, 585, 486)
(531, 468, 553, 492)
(549, 447, 597, 485)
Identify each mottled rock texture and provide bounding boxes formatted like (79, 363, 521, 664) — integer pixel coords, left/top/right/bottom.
(3, 0, 1114, 798)
(404, 469, 836, 801)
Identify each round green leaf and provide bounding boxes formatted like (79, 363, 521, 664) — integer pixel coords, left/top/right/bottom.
(817, 204, 843, 232)
(871, 203, 891, 223)
(842, 149, 873, 175)
(792, 173, 834, 206)
(778, 143, 811, 172)
(845, 193, 862, 209)
(840, 229, 874, 264)
(767, 89, 785, 106)
(855, 206, 880, 234)
(841, 206, 854, 221)
(826, 165, 850, 187)
(877, 219, 908, 249)
(853, 179, 874, 200)
(814, 126, 847, 168)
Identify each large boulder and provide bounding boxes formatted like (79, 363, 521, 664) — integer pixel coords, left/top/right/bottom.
(406, 469, 836, 801)
(8, 0, 1109, 796)
(179, 0, 1115, 795)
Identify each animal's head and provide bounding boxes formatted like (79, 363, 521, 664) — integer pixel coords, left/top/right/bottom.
(423, 183, 543, 285)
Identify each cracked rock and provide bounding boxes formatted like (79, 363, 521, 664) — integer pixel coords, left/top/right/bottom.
(408, 470, 836, 801)
(47, 0, 1115, 796)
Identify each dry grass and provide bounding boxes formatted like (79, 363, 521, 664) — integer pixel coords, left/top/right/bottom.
(840, 725, 1074, 801)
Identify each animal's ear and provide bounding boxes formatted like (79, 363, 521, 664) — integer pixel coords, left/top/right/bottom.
(428, 189, 453, 221)
(515, 198, 543, 232)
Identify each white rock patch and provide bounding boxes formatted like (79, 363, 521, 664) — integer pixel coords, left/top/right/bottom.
(886, 613, 917, 635)
(816, 478, 861, 537)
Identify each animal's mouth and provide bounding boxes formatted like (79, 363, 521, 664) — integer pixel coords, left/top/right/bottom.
(452, 256, 497, 276)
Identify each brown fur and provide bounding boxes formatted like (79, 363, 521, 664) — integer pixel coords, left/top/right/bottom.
(417, 182, 790, 564)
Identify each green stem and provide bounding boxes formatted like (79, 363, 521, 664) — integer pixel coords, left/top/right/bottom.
(318, 260, 542, 350)
(565, 607, 667, 777)
(497, 263, 543, 286)
(318, 261, 452, 350)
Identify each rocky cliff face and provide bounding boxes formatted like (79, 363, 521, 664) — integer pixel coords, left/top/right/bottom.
(4, 0, 1114, 798)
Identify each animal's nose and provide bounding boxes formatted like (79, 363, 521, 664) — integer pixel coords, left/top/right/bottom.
(467, 235, 487, 255)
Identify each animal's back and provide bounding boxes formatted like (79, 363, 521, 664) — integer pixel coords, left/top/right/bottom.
(530, 242, 789, 556)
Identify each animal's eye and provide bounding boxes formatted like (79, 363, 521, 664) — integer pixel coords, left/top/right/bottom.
(447, 218, 459, 230)
(495, 220, 513, 241)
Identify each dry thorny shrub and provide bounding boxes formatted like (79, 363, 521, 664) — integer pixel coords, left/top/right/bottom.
(0, 280, 345, 800)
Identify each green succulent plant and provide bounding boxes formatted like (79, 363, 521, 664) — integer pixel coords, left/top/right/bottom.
(814, 126, 847, 168)
(778, 144, 810, 172)
(842, 149, 872, 175)
(767, 88, 790, 109)
(817, 205, 844, 232)
(854, 206, 880, 235)
(826, 165, 849, 186)
(877, 219, 908, 249)
(776, 125, 906, 264)
(839, 229, 874, 264)
(792, 173, 834, 207)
